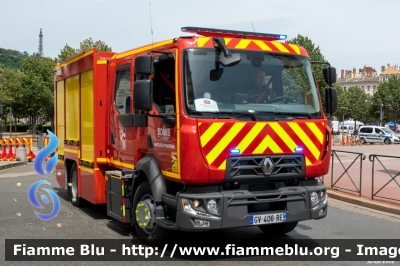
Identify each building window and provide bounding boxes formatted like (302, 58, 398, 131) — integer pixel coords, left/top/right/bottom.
(373, 85, 376, 91)
(367, 86, 370, 91)
(362, 86, 364, 90)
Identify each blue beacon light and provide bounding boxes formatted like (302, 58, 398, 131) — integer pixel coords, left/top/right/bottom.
(294, 147, 303, 152)
(230, 148, 240, 154)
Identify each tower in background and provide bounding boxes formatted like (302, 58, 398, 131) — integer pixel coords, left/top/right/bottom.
(38, 28, 43, 56)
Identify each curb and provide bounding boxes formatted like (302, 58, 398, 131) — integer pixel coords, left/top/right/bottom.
(328, 190, 400, 216)
(0, 162, 27, 171)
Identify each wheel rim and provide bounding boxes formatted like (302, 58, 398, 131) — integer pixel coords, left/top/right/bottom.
(135, 195, 156, 234)
(385, 139, 390, 144)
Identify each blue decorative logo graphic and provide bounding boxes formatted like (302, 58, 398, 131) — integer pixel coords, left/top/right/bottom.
(30, 130, 61, 221)
(28, 180, 61, 220)
(33, 130, 59, 176)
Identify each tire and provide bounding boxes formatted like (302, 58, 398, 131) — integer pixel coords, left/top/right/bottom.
(66, 164, 72, 198)
(384, 138, 391, 145)
(258, 221, 298, 236)
(132, 182, 175, 244)
(70, 163, 82, 207)
(359, 138, 366, 145)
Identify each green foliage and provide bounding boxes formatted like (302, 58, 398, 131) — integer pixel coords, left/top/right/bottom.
(57, 44, 77, 62)
(287, 35, 328, 111)
(0, 48, 28, 69)
(371, 76, 400, 125)
(1, 124, 31, 132)
(57, 38, 112, 62)
(21, 55, 55, 124)
(345, 86, 369, 127)
(0, 55, 55, 127)
(334, 84, 349, 120)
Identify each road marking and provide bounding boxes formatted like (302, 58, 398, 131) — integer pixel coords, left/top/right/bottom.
(0, 171, 37, 179)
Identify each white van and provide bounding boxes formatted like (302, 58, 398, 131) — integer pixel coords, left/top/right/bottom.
(339, 125, 354, 135)
(359, 126, 400, 145)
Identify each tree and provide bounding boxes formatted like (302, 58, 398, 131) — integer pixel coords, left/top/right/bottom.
(334, 84, 349, 121)
(78, 38, 112, 53)
(57, 38, 112, 62)
(57, 44, 77, 62)
(345, 86, 369, 128)
(287, 35, 329, 111)
(20, 55, 56, 133)
(372, 76, 400, 126)
(0, 65, 27, 129)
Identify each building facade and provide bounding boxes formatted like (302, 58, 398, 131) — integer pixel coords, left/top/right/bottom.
(337, 65, 379, 96)
(379, 64, 400, 83)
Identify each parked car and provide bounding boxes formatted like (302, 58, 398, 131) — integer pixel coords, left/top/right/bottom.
(358, 126, 400, 145)
(340, 125, 354, 135)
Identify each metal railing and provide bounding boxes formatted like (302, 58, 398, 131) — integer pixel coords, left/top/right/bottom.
(369, 154, 400, 202)
(330, 150, 366, 196)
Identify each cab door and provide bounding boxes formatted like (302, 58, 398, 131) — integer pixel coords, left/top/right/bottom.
(110, 63, 138, 167)
(375, 128, 385, 143)
(364, 127, 374, 143)
(147, 53, 178, 176)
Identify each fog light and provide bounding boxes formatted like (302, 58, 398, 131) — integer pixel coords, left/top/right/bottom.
(207, 199, 217, 211)
(310, 192, 319, 206)
(193, 199, 201, 208)
(319, 209, 324, 216)
(194, 219, 210, 227)
(320, 190, 325, 198)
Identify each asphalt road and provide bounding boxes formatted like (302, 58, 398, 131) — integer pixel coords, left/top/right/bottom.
(1, 164, 400, 266)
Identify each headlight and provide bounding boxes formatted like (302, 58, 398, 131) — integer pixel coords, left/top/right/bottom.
(181, 199, 220, 220)
(207, 199, 217, 211)
(310, 190, 328, 211)
(310, 192, 319, 206)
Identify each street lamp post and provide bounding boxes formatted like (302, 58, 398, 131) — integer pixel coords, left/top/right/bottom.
(9, 105, 12, 138)
(340, 107, 347, 137)
(380, 103, 383, 126)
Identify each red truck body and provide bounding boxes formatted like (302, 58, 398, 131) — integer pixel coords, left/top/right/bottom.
(54, 27, 335, 241)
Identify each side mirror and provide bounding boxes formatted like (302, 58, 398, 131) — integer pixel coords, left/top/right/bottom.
(134, 80, 153, 111)
(325, 87, 338, 115)
(210, 68, 224, 81)
(323, 66, 337, 84)
(135, 55, 154, 75)
(219, 53, 241, 67)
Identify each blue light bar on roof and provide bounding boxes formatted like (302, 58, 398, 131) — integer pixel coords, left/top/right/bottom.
(181, 27, 287, 41)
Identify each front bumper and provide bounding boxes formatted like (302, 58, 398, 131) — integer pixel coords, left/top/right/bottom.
(172, 183, 327, 231)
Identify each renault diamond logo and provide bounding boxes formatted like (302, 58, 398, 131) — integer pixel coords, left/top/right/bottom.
(262, 158, 274, 175)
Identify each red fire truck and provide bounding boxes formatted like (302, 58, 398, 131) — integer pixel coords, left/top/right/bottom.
(54, 27, 338, 242)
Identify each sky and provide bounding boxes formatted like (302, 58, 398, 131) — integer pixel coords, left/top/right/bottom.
(1, 0, 400, 75)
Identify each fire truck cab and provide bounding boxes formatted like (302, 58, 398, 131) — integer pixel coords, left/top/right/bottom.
(54, 27, 338, 242)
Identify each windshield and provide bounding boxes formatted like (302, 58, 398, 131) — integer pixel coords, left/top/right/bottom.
(382, 128, 393, 134)
(182, 48, 321, 119)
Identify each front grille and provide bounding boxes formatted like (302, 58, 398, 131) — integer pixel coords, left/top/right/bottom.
(248, 183, 277, 192)
(225, 155, 305, 180)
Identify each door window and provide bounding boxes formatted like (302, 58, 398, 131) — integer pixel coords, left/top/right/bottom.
(114, 66, 131, 115)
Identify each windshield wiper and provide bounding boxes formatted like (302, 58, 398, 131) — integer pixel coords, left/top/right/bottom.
(256, 111, 314, 119)
(189, 111, 256, 120)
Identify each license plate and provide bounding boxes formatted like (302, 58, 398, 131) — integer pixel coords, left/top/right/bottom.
(250, 212, 286, 225)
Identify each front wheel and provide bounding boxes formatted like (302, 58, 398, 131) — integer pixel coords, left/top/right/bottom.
(384, 138, 391, 145)
(359, 138, 366, 145)
(133, 182, 175, 243)
(258, 221, 298, 236)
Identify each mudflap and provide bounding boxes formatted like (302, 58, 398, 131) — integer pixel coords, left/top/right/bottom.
(105, 170, 135, 223)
